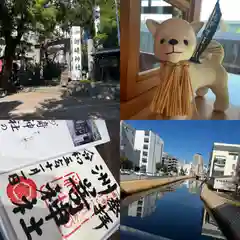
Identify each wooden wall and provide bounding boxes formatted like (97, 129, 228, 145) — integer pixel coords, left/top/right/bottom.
(120, 0, 202, 120)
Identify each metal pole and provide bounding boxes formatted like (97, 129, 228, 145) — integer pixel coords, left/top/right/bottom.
(114, 0, 120, 46)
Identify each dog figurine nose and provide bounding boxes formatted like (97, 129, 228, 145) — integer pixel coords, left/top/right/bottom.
(168, 39, 178, 45)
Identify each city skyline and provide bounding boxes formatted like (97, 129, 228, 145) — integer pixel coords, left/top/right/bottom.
(125, 120, 240, 164)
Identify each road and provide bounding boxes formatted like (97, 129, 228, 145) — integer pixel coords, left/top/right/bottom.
(120, 174, 169, 182)
(0, 87, 119, 119)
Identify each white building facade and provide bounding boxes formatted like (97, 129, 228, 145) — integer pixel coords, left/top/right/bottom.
(120, 121, 140, 167)
(209, 143, 240, 177)
(208, 142, 240, 191)
(134, 130, 164, 175)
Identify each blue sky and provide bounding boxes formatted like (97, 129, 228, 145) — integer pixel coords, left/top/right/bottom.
(125, 120, 240, 164)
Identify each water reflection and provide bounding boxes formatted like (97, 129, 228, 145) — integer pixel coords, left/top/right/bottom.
(186, 180, 202, 194)
(128, 192, 164, 218)
(121, 181, 226, 240)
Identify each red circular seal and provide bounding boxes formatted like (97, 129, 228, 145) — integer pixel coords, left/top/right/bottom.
(7, 177, 37, 204)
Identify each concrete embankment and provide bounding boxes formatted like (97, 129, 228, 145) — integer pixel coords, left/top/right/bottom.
(201, 184, 240, 240)
(121, 176, 192, 197)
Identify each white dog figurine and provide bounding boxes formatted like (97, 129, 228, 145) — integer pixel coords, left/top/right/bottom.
(146, 18, 229, 120)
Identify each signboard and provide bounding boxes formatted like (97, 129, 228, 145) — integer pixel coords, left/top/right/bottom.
(213, 177, 236, 191)
(0, 120, 110, 172)
(0, 147, 120, 240)
(70, 26, 82, 80)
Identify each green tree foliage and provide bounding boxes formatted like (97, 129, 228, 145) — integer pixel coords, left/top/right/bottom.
(0, 0, 118, 90)
(0, 0, 59, 90)
(96, 0, 119, 48)
(156, 162, 162, 171)
(162, 165, 168, 173)
(120, 156, 133, 170)
(134, 166, 140, 172)
(180, 167, 186, 176)
(172, 167, 178, 173)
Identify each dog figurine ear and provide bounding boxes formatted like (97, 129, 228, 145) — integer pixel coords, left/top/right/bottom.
(146, 19, 161, 36)
(190, 21, 205, 34)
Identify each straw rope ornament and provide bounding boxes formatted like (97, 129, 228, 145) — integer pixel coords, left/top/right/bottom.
(150, 60, 194, 118)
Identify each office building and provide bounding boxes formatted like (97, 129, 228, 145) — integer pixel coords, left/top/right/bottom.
(193, 153, 204, 176)
(134, 130, 164, 174)
(208, 143, 240, 191)
(120, 121, 140, 167)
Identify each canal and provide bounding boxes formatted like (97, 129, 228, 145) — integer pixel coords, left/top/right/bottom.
(121, 180, 226, 240)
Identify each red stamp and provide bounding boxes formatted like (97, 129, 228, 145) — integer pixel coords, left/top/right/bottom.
(40, 172, 93, 238)
(7, 177, 37, 204)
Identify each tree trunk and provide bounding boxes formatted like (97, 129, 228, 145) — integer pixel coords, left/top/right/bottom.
(1, 43, 16, 93)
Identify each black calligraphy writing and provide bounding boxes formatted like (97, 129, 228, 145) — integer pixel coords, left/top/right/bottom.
(91, 165, 117, 195)
(20, 217, 44, 240)
(45, 199, 70, 226)
(38, 183, 61, 202)
(93, 203, 113, 230)
(13, 197, 37, 215)
(107, 197, 120, 218)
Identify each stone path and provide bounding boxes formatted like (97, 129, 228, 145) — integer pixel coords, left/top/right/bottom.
(0, 86, 119, 119)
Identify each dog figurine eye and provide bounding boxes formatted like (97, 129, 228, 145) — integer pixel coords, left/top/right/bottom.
(160, 39, 165, 44)
(184, 40, 189, 46)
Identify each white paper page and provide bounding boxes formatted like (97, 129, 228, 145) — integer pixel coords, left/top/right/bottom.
(0, 147, 120, 240)
(0, 120, 110, 172)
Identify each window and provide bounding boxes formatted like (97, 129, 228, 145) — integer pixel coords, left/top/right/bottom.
(229, 153, 239, 160)
(232, 164, 236, 170)
(137, 206, 142, 212)
(142, 158, 147, 163)
(139, 0, 184, 72)
(212, 171, 224, 177)
(143, 144, 148, 149)
(214, 156, 226, 166)
(144, 138, 149, 143)
(144, 130, 150, 136)
(137, 212, 142, 217)
(142, 151, 148, 157)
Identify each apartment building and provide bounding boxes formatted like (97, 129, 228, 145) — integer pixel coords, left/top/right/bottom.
(162, 152, 178, 171)
(120, 121, 140, 167)
(208, 142, 240, 191)
(134, 130, 164, 175)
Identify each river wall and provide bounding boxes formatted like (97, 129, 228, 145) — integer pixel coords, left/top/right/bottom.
(200, 184, 240, 240)
(121, 176, 192, 196)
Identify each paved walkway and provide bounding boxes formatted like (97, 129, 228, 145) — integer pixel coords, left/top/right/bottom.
(0, 87, 119, 119)
(201, 184, 240, 240)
